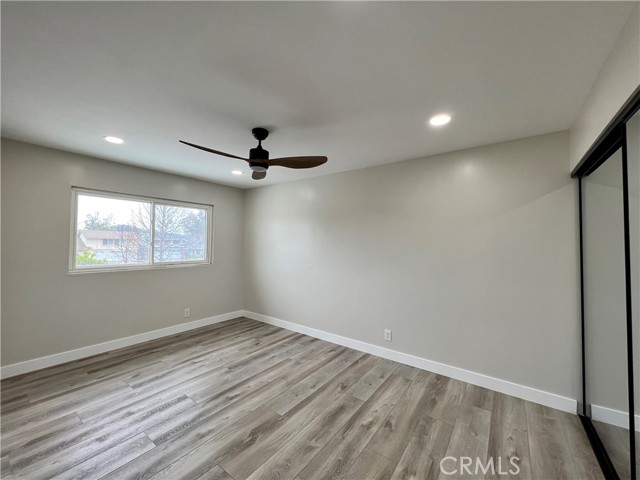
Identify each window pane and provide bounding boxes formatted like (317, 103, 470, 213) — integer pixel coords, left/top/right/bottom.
(153, 204, 208, 263)
(75, 194, 151, 268)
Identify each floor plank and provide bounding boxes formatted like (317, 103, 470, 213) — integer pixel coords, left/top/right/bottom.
(462, 383, 494, 412)
(390, 416, 453, 480)
(245, 395, 363, 480)
(348, 358, 398, 402)
(437, 405, 491, 480)
(526, 402, 578, 480)
(485, 392, 532, 480)
(367, 371, 441, 463)
(191, 465, 235, 480)
(49, 433, 155, 480)
(345, 448, 394, 480)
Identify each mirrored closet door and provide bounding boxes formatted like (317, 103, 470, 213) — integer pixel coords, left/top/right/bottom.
(575, 87, 639, 480)
(583, 147, 631, 479)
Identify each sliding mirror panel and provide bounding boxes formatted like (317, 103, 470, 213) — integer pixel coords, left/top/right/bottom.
(583, 147, 632, 479)
(627, 109, 639, 477)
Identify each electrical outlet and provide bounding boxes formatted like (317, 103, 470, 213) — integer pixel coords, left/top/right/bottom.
(184, 308, 191, 318)
(384, 329, 392, 342)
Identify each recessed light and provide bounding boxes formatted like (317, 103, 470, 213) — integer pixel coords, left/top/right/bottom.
(231, 170, 243, 175)
(104, 136, 124, 144)
(429, 114, 451, 127)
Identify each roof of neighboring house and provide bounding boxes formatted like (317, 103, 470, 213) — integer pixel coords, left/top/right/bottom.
(79, 230, 127, 240)
(79, 229, 189, 243)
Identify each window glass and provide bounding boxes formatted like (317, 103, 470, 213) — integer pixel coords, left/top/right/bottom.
(72, 189, 211, 272)
(153, 204, 208, 263)
(75, 194, 151, 268)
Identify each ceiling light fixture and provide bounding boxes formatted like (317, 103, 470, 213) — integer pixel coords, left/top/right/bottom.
(231, 170, 243, 175)
(429, 114, 451, 127)
(104, 136, 124, 144)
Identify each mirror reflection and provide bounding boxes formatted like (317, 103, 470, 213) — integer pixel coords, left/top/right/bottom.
(583, 148, 632, 479)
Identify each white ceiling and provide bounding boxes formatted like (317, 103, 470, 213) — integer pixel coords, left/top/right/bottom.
(1, 2, 635, 188)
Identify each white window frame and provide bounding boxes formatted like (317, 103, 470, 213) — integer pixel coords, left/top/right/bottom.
(70, 187, 213, 273)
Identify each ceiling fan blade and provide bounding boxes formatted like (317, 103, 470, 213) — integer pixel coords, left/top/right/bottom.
(252, 171, 267, 180)
(179, 140, 248, 161)
(267, 156, 328, 169)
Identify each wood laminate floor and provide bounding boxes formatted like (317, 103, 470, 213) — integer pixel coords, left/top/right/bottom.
(1, 317, 603, 480)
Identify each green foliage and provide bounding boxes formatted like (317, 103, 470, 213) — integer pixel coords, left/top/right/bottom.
(76, 249, 106, 265)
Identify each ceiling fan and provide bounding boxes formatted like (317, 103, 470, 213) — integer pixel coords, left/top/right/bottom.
(180, 128, 328, 180)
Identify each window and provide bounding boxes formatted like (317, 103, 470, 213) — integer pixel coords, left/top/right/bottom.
(71, 188, 212, 272)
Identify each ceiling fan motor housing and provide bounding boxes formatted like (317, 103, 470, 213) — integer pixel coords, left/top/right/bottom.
(249, 143, 269, 172)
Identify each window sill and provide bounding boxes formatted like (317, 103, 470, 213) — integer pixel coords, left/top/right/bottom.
(69, 260, 212, 274)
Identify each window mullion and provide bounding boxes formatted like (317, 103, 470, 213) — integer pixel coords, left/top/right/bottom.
(150, 201, 156, 266)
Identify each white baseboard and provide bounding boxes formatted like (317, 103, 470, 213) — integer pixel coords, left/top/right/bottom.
(0, 311, 245, 379)
(242, 310, 577, 414)
(591, 404, 640, 432)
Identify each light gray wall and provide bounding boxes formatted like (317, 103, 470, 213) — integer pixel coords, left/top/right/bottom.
(1, 139, 244, 366)
(244, 131, 580, 399)
(570, 4, 640, 171)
